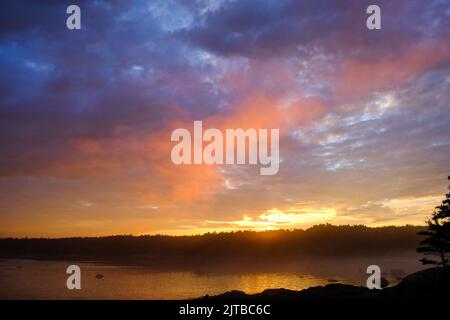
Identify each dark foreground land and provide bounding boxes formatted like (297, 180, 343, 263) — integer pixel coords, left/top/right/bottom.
(200, 267, 450, 300)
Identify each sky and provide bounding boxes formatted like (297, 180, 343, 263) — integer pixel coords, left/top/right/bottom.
(0, 0, 449, 237)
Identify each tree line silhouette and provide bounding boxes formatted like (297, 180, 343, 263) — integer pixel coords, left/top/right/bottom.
(0, 224, 423, 260)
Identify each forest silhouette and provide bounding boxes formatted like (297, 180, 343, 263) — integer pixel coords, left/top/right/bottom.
(0, 224, 423, 260)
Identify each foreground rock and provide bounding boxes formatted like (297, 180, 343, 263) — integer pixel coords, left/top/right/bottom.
(381, 267, 450, 299)
(199, 268, 449, 300)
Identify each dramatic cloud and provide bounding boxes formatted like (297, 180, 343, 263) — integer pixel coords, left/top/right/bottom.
(0, 0, 449, 236)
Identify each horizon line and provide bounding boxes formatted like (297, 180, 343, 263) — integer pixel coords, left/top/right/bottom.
(0, 223, 426, 240)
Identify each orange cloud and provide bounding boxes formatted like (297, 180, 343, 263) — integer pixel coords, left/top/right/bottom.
(35, 91, 325, 208)
(336, 41, 450, 100)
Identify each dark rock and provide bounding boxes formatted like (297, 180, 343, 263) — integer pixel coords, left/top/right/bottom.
(383, 267, 450, 298)
(380, 277, 389, 288)
(200, 284, 375, 300)
(199, 268, 450, 300)
(204, 290, 249, 300)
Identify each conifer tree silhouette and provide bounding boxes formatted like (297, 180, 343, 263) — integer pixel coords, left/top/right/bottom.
(417, 176, 450, 268)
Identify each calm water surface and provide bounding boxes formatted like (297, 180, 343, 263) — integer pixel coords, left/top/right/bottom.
(0, 256, 423, 299)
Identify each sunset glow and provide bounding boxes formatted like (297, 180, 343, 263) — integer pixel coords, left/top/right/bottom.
(0, 0, 449, 237)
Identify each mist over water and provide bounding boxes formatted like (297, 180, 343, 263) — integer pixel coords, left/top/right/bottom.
(0, 255, 424, 299)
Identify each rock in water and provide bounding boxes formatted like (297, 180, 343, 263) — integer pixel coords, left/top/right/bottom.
(381, 277, 389, 288)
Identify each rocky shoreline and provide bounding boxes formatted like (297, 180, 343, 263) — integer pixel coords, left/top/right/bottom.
(199, 267, 450, 300)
